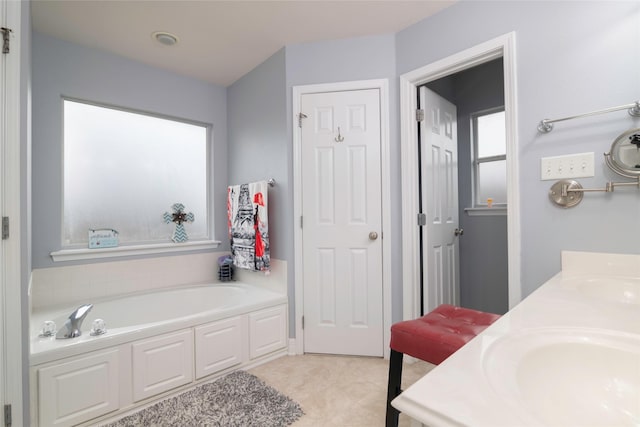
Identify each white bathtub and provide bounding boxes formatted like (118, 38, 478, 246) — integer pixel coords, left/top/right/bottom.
(30, 282, 288, 365)
(30, 282, 289, 426)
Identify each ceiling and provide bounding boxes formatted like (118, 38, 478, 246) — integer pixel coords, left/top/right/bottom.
(31, 1, 455, 87)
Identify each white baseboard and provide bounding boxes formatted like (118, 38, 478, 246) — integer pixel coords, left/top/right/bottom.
(288, 338, 299, 355)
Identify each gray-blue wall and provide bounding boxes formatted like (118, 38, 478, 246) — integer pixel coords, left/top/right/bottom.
(31, 32, 228, 268)
(226, 48, 292, 325)
(397, 0, 640, 299)
(227, 48, 288, 261)
(455, 60, 507, 314)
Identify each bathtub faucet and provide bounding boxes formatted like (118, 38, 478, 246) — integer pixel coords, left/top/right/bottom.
(56, 303, 93, 339)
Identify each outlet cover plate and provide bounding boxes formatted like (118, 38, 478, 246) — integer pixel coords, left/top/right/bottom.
(541, 152, 595, 181)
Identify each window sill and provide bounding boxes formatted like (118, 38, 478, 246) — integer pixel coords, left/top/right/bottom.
(464, 207, 507, 216)
(50, 240, 221, 262)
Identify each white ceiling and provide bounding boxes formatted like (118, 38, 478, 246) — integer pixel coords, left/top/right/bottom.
(31, 1, 455, 87)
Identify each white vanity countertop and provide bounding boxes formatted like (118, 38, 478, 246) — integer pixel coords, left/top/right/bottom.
(391, 251, 640, 427)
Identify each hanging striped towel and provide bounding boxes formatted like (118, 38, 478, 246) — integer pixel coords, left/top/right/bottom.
(227, 181, 270, 272)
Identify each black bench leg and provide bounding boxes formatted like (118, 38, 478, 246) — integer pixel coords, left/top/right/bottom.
(385, 349, 404, 427)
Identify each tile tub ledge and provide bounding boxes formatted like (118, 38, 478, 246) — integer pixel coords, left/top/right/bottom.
(50, 240, 221, 262)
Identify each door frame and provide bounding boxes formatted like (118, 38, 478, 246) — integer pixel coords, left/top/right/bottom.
(1, 0, 25, 424)
(292, 79, 391, 357)
(400, 32, 521, 320)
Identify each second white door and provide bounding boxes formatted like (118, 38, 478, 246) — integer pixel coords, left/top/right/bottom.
(420, 86, 460, 313)
(300, 88, 383, 357)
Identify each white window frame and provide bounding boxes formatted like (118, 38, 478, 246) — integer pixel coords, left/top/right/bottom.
(51, 98, 220, 262)
(471, 106, 507, 208)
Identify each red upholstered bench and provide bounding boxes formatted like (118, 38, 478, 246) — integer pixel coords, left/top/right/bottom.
(385, 304, 501, 427)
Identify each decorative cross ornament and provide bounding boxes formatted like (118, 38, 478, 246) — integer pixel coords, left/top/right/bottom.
(163, 203, 194, 243)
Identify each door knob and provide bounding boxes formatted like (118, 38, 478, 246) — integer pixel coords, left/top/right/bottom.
(454, 228, 464, 236)
(369, 231, 378, 240)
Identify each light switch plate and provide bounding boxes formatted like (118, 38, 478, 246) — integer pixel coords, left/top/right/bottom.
(541, 152, 595, 180)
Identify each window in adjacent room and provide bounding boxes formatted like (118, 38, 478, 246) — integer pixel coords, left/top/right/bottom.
(471, 108, 506, 207)
(63, 98, 210, 247)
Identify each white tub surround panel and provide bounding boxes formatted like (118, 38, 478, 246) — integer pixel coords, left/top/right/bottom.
(392, 251, 640, 427)
(232, 258, 287, 294)
(37, 349, 120, 427)
(132, 330, 194, 402)
(194, 316, 247, 379)
(249, 305, 288, 359)
(30, 252, 226, 309)
(31, 253, 288, 310)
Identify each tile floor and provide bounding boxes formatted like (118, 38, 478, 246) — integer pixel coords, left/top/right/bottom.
(250, 354, 435, 427)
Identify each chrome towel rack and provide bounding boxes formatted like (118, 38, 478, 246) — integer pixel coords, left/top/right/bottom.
(538, 100, 640, 133)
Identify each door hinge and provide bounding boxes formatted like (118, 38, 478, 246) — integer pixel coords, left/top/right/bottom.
(417, 213, 426, 226)
(4, 404, 11, 427)
(1, 27, 12, 54)
(301, 316, 304, 330)
(2, 217, 9, 240)
(300, 216, 303, 228)
(298, 113, 308, 128)
(416, 109, 425, 122)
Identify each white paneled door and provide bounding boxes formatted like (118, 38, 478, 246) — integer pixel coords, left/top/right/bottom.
(420, 86, 460, 313)
(300, 89, 383, 356)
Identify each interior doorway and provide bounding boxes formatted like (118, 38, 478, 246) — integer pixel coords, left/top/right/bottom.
(421, 58, 508, 315)
(400, 32, 520, 322)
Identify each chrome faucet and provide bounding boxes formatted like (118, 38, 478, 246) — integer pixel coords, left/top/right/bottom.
(56, 304, 93, 339)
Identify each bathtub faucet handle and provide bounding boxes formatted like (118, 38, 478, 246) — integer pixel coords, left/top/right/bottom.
(56, 303, 93, 339)
(90, 318, 107, 336)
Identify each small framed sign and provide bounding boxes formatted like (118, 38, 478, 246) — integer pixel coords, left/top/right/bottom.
(88, 229, 119, 249)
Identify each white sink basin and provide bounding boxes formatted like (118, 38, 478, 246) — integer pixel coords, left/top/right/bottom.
(484, 328, 640, 426)
(563, 276, 640, 305)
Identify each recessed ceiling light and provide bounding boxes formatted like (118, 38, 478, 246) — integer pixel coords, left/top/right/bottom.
(152, 31, 179, 46)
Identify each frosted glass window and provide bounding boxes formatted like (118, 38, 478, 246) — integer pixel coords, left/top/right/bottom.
(63, 99, 209, 246)
(476, 111, 506, 158)
(477, 160, 507, 204)
(472, 108, 506, 206)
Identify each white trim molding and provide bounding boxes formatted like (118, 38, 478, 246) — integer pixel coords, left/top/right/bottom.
(2, 0, 25, 424)
(400, 32, 521, 321)
(292, 79, 392, 358)
(50, 240, 221, 262)
(288, 338, 297, 356)
(464, 207, 508, 216)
